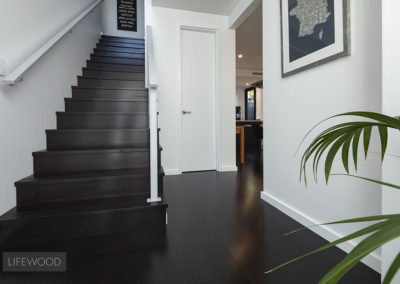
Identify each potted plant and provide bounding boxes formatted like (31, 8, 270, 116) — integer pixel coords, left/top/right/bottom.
(266, 112, 400, 283)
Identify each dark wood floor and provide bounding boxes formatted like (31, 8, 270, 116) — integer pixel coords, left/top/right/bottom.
(0, 151, 380, 283)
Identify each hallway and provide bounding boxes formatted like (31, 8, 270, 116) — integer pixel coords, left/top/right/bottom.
(0, 153, 379, 284)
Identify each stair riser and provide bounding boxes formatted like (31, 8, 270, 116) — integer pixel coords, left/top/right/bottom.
(0, 206, 166, 247)
(97, 41, 145, 48)
(34, 150, 150, 176)
(87, 61, 144, 72)
(47, 130, 149, 150)
(57, 113, 148, 129)
(82, 69, 145, 80)
(94, 49, 145, 59)
(96, 45, 145, 53)
(65, 100, 148, 113)
(101, 37, 145, 44)
(16, 174, 150, 211)
(90, 55, 144, 65)
(78, 77, 145, 89)
(72, 88, 148, 100)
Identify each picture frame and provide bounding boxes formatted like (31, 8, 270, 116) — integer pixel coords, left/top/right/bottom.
(281, 0, 350, 77)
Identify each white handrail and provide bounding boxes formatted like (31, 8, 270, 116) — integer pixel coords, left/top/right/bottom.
(1, 0, 103, 85)
(146, 25, 161, 203)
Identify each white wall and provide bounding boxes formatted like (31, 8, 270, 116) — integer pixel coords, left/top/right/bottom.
(0, 0, 97, 76)
(382, 0, 400, 282)
(0, 3, 102, 215)
(102, 0, 145, 39)
(261, 0, 382, 271)
(146, 4, 237, 174)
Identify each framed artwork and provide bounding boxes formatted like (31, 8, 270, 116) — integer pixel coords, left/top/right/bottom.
(281, 0, 350, 77)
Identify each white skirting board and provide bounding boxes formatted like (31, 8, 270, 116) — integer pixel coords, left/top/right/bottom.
(164, 169, 183, 176)
(260, 191, 381, 273)
(164, 166, 237, 175)
(218, 166, 238, 172)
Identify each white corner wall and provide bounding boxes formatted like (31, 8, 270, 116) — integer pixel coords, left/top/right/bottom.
(261, 0, 382, 271)
(146, 4, 237, 174)
(382, 0, 400, 282)
(0, 4, 102, 215)
(102, 0, 145, 39)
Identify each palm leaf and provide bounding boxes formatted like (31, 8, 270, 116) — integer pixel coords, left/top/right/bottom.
(383, 252, 400, 284)
(284, 214, 400, 236)
(265, 218, 400, 275)
(319, 223, 400, 283)
(332, 174, 400, 191)
(267, 112, 400, 283)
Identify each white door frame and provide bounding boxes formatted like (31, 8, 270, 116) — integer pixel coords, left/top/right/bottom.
(177, 24, 221, 173)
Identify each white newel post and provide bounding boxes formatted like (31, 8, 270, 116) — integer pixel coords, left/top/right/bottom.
(147, 85, 161, 203)
(146, 25, 161, 203)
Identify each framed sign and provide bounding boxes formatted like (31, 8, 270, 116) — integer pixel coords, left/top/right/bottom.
(281, 0, 350, 77)
(117, 0, 137, 32)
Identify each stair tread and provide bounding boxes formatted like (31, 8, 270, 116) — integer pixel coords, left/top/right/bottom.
(16, 168, 151, 186)
(94, 48, 145, 55)
(88, 60, 144, 67)
(33, 147, 153, 156)
(78, 76, 144, 82)
(0, 200, 167, 223)
(46, 128, 149, 132)
(82, 68, 145, 74)
(65, 97, 147, 102)
(72, 85, 148, 91)
(102, 35, 145, 41)
(91, 53, 145, 60)
(57, 111, 148, 115)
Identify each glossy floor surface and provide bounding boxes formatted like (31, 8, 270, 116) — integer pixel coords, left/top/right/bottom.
(0, 152, 380, 283)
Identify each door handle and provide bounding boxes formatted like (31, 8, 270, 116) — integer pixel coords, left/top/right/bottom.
(182, 110, 192, 115)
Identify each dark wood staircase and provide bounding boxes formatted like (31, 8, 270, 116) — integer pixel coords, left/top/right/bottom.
(0, 35, 167, 251)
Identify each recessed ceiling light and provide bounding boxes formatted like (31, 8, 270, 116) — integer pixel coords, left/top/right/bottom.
(246, 83, 250, 86)
(238, 54, 244, 59)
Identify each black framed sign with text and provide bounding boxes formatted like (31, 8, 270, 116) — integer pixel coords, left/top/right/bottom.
(117, 0, 137, 32)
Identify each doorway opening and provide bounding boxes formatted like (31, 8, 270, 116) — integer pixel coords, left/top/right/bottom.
(235, 3, 263, 168)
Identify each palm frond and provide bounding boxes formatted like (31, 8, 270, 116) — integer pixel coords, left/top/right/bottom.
(383, 253, 400, 284)
(300, 112, 400, 184)
(267, 112, 400, 283)
(265, 216, 400, 275)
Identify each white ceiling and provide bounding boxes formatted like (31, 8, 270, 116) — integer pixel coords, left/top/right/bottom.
(152, 0, 241, 16)
(236, 4, 262, 88)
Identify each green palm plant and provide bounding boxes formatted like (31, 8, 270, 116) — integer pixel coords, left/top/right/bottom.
(266, 112, 400, 283)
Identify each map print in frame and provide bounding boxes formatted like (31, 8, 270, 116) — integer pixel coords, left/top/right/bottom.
(281, 0, 350, 77)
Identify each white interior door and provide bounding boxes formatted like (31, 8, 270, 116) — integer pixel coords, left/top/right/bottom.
(181, 28, 216, 172)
